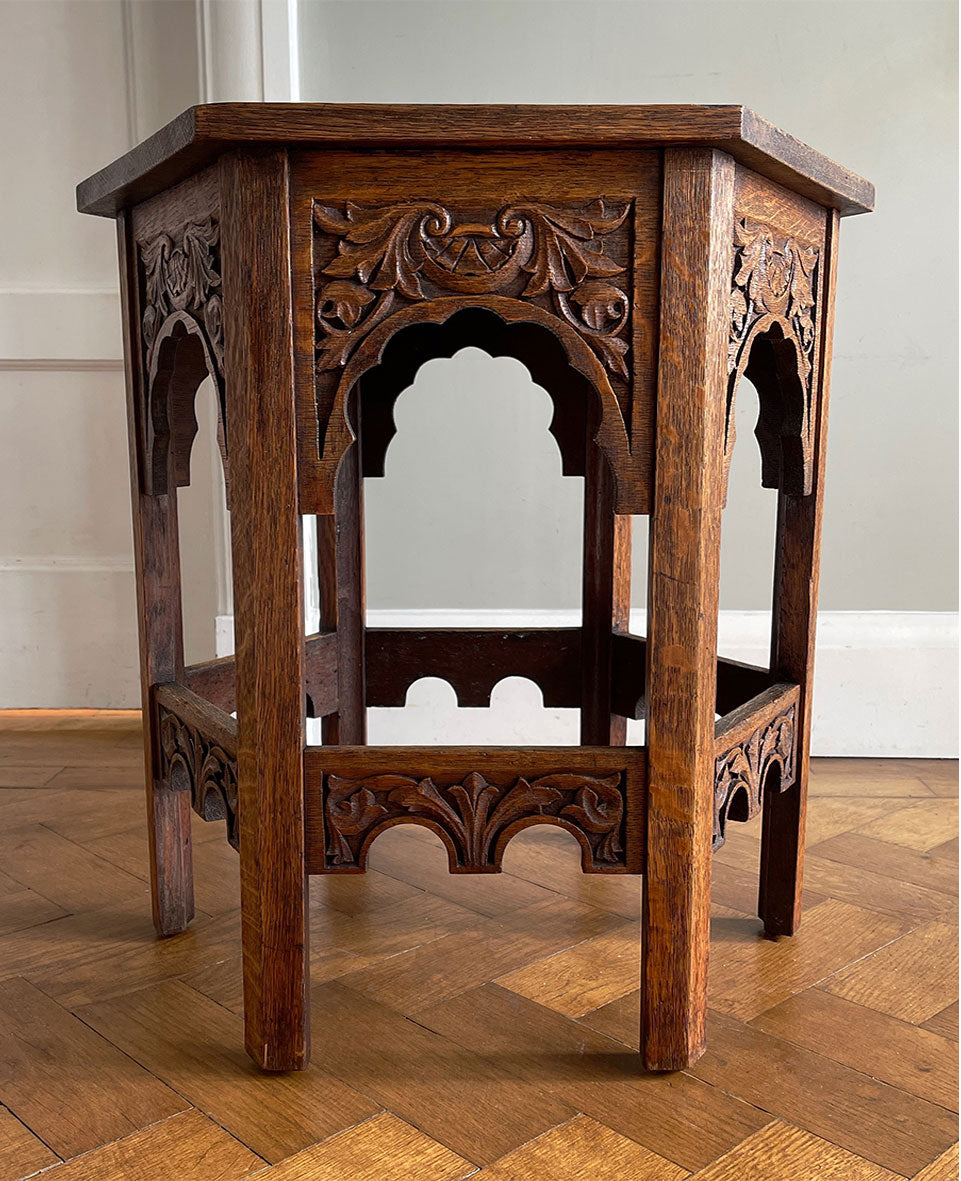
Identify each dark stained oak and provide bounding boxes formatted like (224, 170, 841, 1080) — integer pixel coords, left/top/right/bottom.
(77, 104, 874, 218)
(76, 105, 871, 1078)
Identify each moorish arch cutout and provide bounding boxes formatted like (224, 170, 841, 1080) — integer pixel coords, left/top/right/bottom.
(137, 216, 228, 497)
(726, 217, 821, 499)
(350, 305, 602, 480)
(310, 196, 643, 514)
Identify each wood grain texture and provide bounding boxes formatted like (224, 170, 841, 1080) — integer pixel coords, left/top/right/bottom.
(220, 148, 309, 1071)
(0, 1104, 59, 1179)
(0, 977, 186, 1160)
(819, 921, 959, 1023)
(76, 104, 874, 219)
(479, 1113, 687, 1180)
(417, 983, 768, 1171)
(117, 212, 194, 937)
(693, 1011, 958, 1177)
(0, 732, 954, 1179)
(707, 897, 908, 1020)
(688, 1120, 902, 1181)
(751, 989, 959, 1110)
(642, 147, 733, 1070)
(76, 980, 378, 1163)
(254, 1112, 475, 1180)
(759, 206, 837, 936)
(38, 1109, 263, 1181)
(310, 981, 577, 1165)
(912, 1143, 961, 1181)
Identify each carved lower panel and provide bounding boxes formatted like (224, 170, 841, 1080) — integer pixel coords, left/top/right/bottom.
(157, 702, 239, 849)
(714, 703, 797, 849)
(726, 216, 820, 497)
(322, 768, 628, 872)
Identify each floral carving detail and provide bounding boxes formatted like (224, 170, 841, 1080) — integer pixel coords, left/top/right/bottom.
(312, 199, 631, 378)
(158, 704, 239, 849)
(713, 705, 797, 849)
(727, 218, 820, 495)
(323, 769, 626, 871)
(140, 217, 224, 374)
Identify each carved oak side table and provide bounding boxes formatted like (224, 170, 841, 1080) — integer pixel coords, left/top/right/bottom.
(77, 105, 872, 1073)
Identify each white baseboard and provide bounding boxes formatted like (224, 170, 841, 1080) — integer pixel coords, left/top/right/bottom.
(215, 610, 958, 758)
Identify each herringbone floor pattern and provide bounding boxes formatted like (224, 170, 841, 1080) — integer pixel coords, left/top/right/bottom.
(0, 713, 956, 1179)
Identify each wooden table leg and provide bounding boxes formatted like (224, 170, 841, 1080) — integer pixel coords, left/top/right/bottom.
(222, 150, 310, 1071)
(118, 213, 194, 938)
(642, 148, 732, 1070)
(760, 209, 840, 937)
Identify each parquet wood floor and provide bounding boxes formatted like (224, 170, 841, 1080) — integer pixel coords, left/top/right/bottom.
(0, 713, 956, 1179)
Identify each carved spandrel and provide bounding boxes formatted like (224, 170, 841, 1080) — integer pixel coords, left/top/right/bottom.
(313, 198, 632, 380)
(323, 768, 627, 872)
(726, 217, 821, 498)
(157, 702, 239, 849)
(136, 215, 228, 496)
(713, 704, 797, 850)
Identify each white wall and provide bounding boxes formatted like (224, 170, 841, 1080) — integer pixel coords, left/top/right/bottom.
(299, 0, 958, 616)
(0, 0, 212, 706)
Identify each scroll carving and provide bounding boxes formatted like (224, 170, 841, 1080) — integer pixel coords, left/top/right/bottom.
(714, 704, 797, 849)
(726, 217, 820, 495)
(137, 216, 228, 495)
(157, 702, 239, 849)
(313, 199, 632, 380)
(323, 769, 627, 872)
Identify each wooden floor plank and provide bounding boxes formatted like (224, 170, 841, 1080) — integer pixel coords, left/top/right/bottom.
(0, 766, 62, 787)
(495, 924, 640, 1018)
(0, 824, 149, 913)
(338, 897, 625, 1016)
(912, 1142, 960, 1181)
(692, 1011, 958, 1177)
(0, 886, 66, 937)
(254, 1112, 476, 1180)
(76, 980, 380, 1163)
(37, 1109, 264, 1181)
(922, 1002, 959, 1042)
(310, 981, 576, 1165)
(478, 1113, 688, 1180)
(0, 977, 186, 1160)
(687, 1119, 903, 1180)
(366, 830, 560, 918)
(707, 898, 909, 1020)
(855, 800, 959, 853)
(185, 891, 482, 1014)
(808, 757, 938, 797)
(820, 922, 959, 1023)
(0, 1103, 59, 1179)
(802, 795, 910, 845)
(416, 983, 768, 1171)
(807, 831, 959, 897)
(717, 833, 957, 923)
(751, 989, 959, 1110)
(0, 905, 240, 1008)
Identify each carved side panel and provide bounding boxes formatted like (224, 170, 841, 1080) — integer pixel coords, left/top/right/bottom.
(135, 202, 227, 496)
(322, 768, 628, 872)
(157, 702, 239, 849)
(726, 217, 821, 496)
(713, 704, 797, 849)
(308, 195, 640, 511)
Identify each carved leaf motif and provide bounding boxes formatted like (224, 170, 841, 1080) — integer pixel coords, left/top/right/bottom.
(514, 200, 628, 296)
(714, 704, 797, 849)
(157, 704, 238, 849)
(312, 197, 632, 380)
(322, 768, 627, 871)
